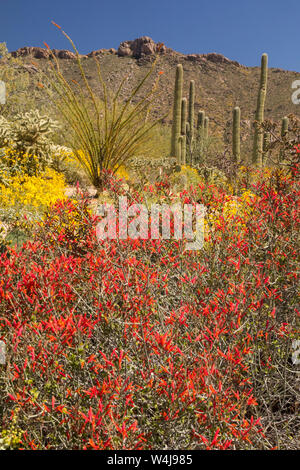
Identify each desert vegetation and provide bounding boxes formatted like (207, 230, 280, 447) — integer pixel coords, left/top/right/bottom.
(0, 25, 299, 450)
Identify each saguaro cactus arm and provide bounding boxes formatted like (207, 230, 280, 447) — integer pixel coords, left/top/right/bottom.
(188, 80, 195, 155)
(232, 106, 241, 163)
(181, 98, 187, 136)
(252, 53, 268, 167)
(171, 64, 183, 159)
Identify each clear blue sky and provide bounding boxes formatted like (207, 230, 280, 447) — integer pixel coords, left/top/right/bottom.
(1, 0, 300, 71)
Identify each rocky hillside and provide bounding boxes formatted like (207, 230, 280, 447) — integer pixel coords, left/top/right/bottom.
(3, 36, 300, 136)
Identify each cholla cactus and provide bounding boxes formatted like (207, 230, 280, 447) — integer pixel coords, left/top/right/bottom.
(0, 116, 11, 146)
(12, 109, 60, 159)
(0, 109, 60, 172)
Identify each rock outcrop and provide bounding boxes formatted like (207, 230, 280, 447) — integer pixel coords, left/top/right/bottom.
(87, 48, 116, 57)
(10, 47, 76, 59)
(11, 47, 50, 59)
(186, 52, 241, 67)
(8, 40, 241, 67)
(117, 36, 167, 58)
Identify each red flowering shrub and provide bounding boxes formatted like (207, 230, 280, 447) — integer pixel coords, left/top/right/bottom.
(0, 165, 298, 449)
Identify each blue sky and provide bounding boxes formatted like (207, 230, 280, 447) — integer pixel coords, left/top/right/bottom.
(1, 0, 300, 71)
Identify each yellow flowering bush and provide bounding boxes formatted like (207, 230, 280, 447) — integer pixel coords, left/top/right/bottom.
(0, 147, 42, 184)
(0, 168, 66, 215)
(203, 189, 259, 244)
(0, 168, 66, 249)
(66, 149, 130, 181)
(115, 165, 130, 181)
(170, 165, 203, 189)
(0, 408, 24, 450)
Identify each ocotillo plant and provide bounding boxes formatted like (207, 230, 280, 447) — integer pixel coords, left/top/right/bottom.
(171, 64, 183, 162)
(37, 25, 165, 195)
(252, 53, 268, 167)
(203, 116, 209, 161)
(188, 80, 195, 162)
(232, 106, 241, 163)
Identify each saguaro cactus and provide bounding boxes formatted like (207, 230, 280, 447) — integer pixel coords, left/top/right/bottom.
(281, 116, 289, 137)
(196, 110, 205, 164)
(181, 98, 187, 164)
(197, 110, 205, 133)
(186, 122, 190, 136)
(181, 98, 187, 135)
(178, 136, 183, 163)
(252, 53, 268, 167)
(204, 116, 209, 140)
(202, 116, 209, 164)
(181, 135, 187, 165)
(188, 80, 195, 161)
(232, 106, 241, 163)
(171, 64, 183, 161)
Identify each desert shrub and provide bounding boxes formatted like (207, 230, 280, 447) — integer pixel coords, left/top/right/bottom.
(0, 161, 298, 449)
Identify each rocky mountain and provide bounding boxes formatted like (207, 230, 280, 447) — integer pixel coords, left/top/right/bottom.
(3, 36, 300, 135)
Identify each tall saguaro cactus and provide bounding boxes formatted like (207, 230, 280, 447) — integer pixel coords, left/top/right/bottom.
(171, 64, 183, 162)
(202, 116, 209, 164)
(232, 106, 241, 163)
(181, 98, 187, 135)
(181, 98, 187, 164)
(196, 110, 205, 165)
(204, 117, 209, 139)
(281, 116, 289, 137)
(188, 80, 195, 162)
(197, 110, 205, 133)
(181, 135, 187, 165)
(252, 53, 268, 167)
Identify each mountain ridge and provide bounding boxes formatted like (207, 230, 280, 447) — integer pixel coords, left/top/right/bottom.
(2, 36, 300, 144)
